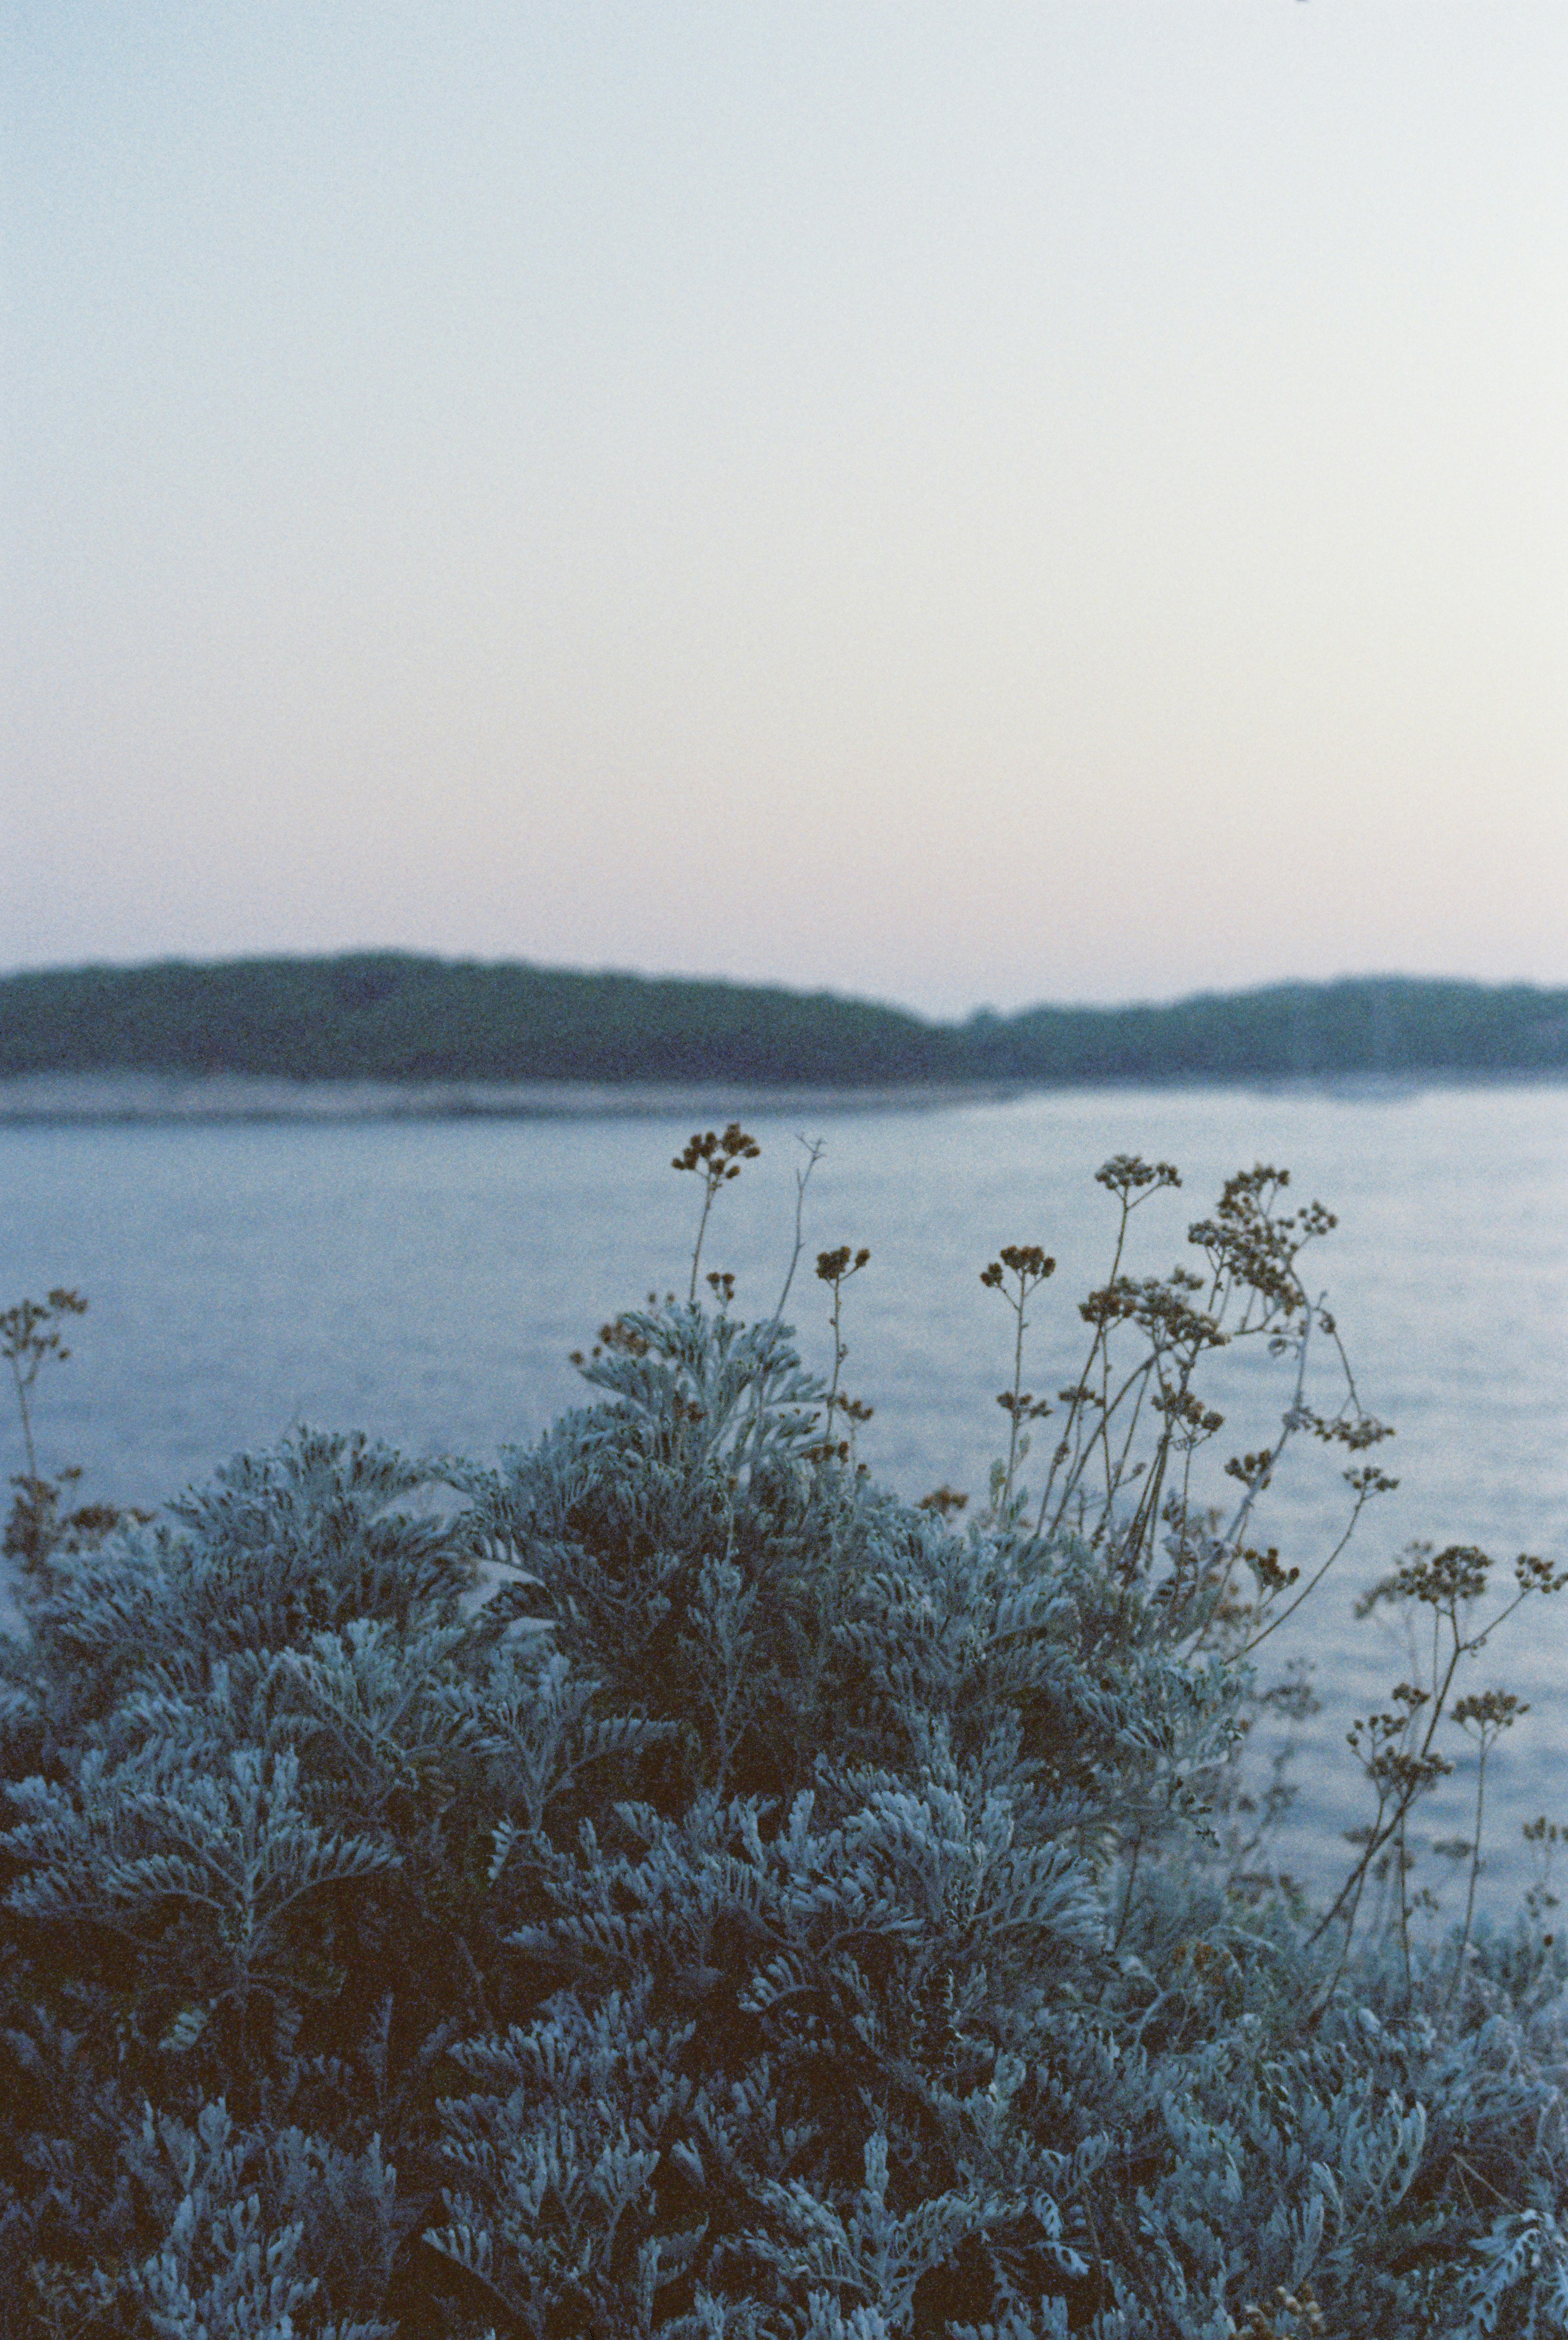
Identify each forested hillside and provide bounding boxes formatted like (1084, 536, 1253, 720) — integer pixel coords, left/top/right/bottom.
(1, 954, 1565, 1085)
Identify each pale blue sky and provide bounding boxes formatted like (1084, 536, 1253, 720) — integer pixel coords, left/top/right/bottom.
(4, 3, 1564, 1015)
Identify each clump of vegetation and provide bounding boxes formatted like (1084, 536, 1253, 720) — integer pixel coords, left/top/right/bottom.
(2, 1136, 1566, 2337)
(2, 1291, 149, 1578)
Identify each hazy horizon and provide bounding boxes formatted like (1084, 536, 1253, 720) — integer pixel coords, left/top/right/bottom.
(6, 5, 1565, 1017)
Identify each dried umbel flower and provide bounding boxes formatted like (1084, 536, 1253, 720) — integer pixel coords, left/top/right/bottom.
(1187, 1165, 1338, 1325)
(569, 1314, 654, 1369)
(1242, 1543, 1299, 1594)
(995, 1390, 1052, 1422)
(2, 1286, 88, 1487)
(1095, 1153, 1181, 1198)
(982, 1244, 1058, 1518)
(1240, 2288, 1327, 2338)
(2, 1288, 147, 1577)
(979, 1242, 1056, 1289)
(671, 1121, 761, 1182)
(814, 1244, 871, 1467)
(673, 1122, 761, 1301)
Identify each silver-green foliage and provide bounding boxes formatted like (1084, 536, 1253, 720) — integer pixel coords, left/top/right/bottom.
(1, 1296, 1566, 2336)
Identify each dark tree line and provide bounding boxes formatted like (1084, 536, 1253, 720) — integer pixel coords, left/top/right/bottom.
(1, 954, 1565, 1087)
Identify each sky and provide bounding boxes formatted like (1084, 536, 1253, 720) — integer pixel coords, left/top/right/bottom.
(3, 3, 1565, 1019)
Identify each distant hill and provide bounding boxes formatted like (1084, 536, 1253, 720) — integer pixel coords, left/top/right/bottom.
(1, 955, 1565, 1087)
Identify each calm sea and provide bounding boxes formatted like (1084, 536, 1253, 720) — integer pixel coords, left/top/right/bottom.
(5, 1082, 1567, 1907)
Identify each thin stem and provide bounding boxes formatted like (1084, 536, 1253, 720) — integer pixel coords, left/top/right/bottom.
(1397, 1810, 1413, 2007)
(688, 1180, 718, 1305)
(1035, 1194, 1135, 1530)
(1308, 1613, 1474, 1971)
(739, 1138, 825, 1468)
(1239, 1491, 1370, 1656)
(825, 1283, 845, 1430)
(1040, 1351, 1159, 1543)
(1000, 1281, 1028, 1513)
(1212, 1286, 1314, 1570)
(771, 1139, 823, 1323)
(1446, 1733, 1492, 2030)
(8, 1352, 39, 1488)
(1306, 1796, 1391, 2012)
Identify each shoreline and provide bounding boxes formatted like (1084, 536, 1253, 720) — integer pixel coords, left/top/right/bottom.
(0, 1071, 1030, 1123)
(1, 1066, 1565, 1123)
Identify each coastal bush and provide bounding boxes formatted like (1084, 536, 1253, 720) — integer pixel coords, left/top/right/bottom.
(2, 1139, 1566, 2336)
